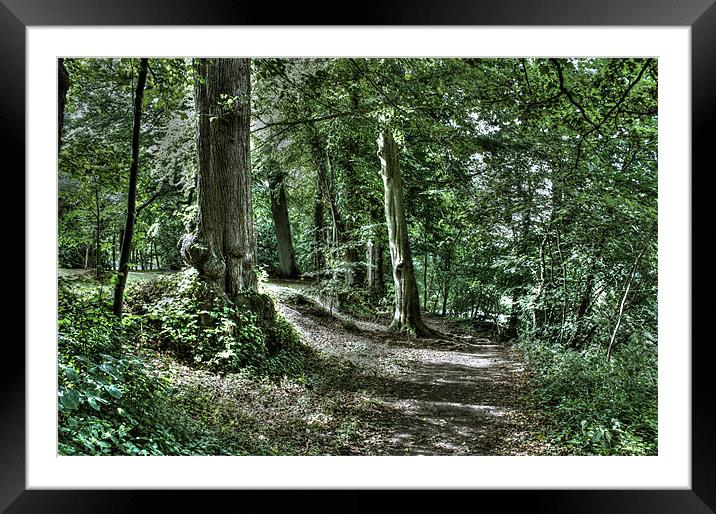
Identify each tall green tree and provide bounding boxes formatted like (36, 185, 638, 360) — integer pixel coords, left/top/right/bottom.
(113, 58, 149, 317)
(378, 128, 435, 337)
(181, 58, 257, 297)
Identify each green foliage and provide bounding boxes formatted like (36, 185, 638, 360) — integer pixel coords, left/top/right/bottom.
(58, 274, 316, 456)
(520, 336, 657, 455)
(125, 269, 308, 375)
(312, 277, 389, 321)
(59, 57, 658, 456)
(58, 279, 191, 455)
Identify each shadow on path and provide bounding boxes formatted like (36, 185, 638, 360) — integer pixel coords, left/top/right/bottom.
(269, 281, 546, 455)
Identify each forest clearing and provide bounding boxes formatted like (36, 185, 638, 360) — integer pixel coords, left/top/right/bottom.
(58, 57, 657, 457)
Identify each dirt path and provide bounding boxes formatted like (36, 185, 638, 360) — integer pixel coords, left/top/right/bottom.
(266, 280, 548, 456)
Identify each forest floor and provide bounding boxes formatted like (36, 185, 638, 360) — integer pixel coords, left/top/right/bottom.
(258, 279, 550, 455)
(60, 269, 550, 455)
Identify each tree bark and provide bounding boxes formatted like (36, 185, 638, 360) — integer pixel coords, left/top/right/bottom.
(307, 127, 329, 279)
(94, 184, 101, 279)
(377, 129, 435, 337)
(422, 252, 429, 311)
(112, 58, 149, 317)
(116, 228, 124, 271)
(366, 239, 385, 298)
(268, 167, 300, 278)
(58, 58, 70, 149)
(313, 187, 326, 279)
(442, 283, 451, 317)
(607, 246, 647, 360)
(566, 260, 597, 349)
(181, 58, 257, 298)
(342, 72, 364, 286)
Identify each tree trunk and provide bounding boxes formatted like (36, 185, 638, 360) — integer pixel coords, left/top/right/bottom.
(152, 240, 159, 270)
(366, 239, 385, 298)
(377, 129, 435, 337)
(441, 283, 450, 317)
(94, 183, 102, 278)
(308, 127, 328, 279)
(181, 58, 257, 298)
(607, 246, 647, 360)
(422, 252, 429, 311)
(268, 168, 300, 278)
(116, 228, 124, 271)
(113, 58, 149, 317)
(507, 289, 520, 339)
(313, 189, 326, 279)
(342, 71, 364, 287)
(566, 262, 596, 349)
(58, 58, 70, 149)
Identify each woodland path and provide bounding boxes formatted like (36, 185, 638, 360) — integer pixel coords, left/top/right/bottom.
(266, 279, 547, 455)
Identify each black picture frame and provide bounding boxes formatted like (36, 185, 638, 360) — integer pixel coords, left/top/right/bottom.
(5, 0, 714, 512)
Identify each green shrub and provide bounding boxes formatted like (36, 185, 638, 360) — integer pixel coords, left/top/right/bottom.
(519, 335, 657, 455)
(58, 281, 191, 455)
(125, 269, 309, 375)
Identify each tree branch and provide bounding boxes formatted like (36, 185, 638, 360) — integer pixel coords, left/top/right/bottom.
(136, 188, 167, 216)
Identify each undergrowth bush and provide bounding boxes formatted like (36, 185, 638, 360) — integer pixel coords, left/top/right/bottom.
(58, 279, 192, 455)
(311, 277, 389, 320)
(58, 273, 316, 456)
(125, 269, 309, 375)
(519, 335, 657, 455)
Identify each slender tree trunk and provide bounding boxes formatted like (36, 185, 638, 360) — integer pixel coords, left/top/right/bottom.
(94, 182, 102, 279)
(181, 58, 257, 297)
(268, 167, 300, 278)
(440, 250, 452, 317)
(377, 129, 435, 337)
(566, 260, 597, 349)
(342, 71, 364, 286)
(111, 231, 116, 270)
(367, 204, 385, 297)
(58, 58, 70, 149)
(153, 240, 159, 270)
(366, 239, 385, 298)
(422, 252, 429, 311)
(507, 289, 520, 339)
(441, 283, 450, 317)
(532, 231, 548, 331)
(313, 190, 326, 279)
(607, 246, 647, 360)
(155, 242, 161, 270)
(116, 229, 124, 271)
(308, 127, 328, 280)
(112, 58, 149, 317)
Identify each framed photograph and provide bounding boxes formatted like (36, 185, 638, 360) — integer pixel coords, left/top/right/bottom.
(8, 0, 714, 511)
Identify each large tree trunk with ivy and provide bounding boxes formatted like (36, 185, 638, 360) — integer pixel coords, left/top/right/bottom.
(181, 58, 257, 297)
(58, 58, 70, 149)
(112, 58, 149, 317)
(377, 129, 436, 337)
(268, 167, 300, 278)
